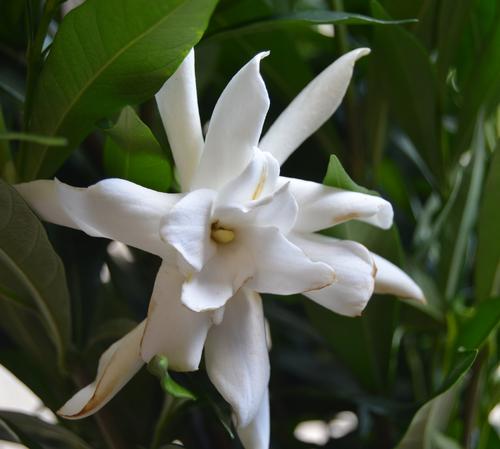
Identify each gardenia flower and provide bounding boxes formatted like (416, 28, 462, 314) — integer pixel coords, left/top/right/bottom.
(16, 48, 424, 449)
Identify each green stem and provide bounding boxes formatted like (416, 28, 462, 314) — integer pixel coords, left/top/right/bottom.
(150, 395, 187, 449)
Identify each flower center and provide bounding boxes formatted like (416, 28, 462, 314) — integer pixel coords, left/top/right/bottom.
(211, 221, 235, 244)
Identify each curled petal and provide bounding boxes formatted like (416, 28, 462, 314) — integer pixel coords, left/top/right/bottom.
(140, 263, 213, 371)
(16, 179, 181, 258)
(205, 289, 269, 427)
(282, 177, 393, 231)
(290, 233, 375, 316)
(372, 253, 425, 302)
(58, 321, 145, 419)
(192, 52, 270, 191)
(156, 49, 204, 191)
(160, 189, 216, 272)
(260, 48, 370, 165)
(244, 227, 336, 295)
(237, 389, 270, 449)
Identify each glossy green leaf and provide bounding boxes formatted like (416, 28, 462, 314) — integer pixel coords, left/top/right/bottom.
(148, 355, 196, 401)
(17, 0, 219, 181)
(0, 412, 92, 449)
(396, 350, 476, 449)
(476, 149, 500, 301)
(0, 179, 71, 367)
(206, 9, 416, 41)
(103, 106, 172, 192)
(370, 1, 441, 179)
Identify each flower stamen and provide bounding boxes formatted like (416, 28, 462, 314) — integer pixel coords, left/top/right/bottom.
(211, 222, 235, 244)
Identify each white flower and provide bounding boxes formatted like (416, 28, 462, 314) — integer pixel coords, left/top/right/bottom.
(15, 48, 424, 449)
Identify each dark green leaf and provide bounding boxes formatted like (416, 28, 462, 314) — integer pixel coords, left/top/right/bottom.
(17, 0, 219, 181)
(323, 154, 376, 195)
(0, 179, 71, 367)
(0, 132, 67, 146)
(148, 355, 196, 401)
(476, 148, 500, 301)
(103, 106, 172, 192)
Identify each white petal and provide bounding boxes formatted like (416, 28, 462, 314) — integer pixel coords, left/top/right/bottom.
(192, 52, 270, 191)
(215, 182, 298, 235)
(290, 233, 375, 317)
(237, 389, 270, 449)
(160, 189, 216, 272)
(205, 289, 269, 428)
(140, 263, 213, 371)
(372, 253, 425, 302)
(155, 49, 204, 191)
(58, 321, 145, 419)
(282, 177, 393, 231)
(244, 227, 335, 295)
(181, 243, 254, 312)
(260, 48, 370, 165)
(16, 179, 181, 258)
(216, 149, 280, 205)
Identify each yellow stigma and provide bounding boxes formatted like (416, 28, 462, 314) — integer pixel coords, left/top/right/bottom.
(211, 223, 235, 244)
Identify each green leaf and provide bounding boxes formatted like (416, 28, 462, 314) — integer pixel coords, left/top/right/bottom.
(103, 106, 172, 191)
(0, 179, 71, 368)
(396, 350, 476, 449)
(323, 154, 376, 195)
(0, 416, 45, 449)
(476, 148, 500, 301)
(0, 132, 68, 146)
(370, 1, 441, 180)
(0, 412, 92, 449)
(206, 9, 416, 41)
(17, 0, 219, 181)
(456, 297, 500, 350)
(148, 355, 196, 401)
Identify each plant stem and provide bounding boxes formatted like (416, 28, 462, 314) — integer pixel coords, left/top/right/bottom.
(150, 395, 187, 449)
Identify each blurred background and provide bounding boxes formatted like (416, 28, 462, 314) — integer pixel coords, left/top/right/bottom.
(0, 0, 499, 448)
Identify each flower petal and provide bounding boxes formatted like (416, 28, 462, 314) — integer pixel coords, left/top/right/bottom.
(290, 233, 375, 316)
(16, 179, 181, 258)
(155, 49, 204, 191)
(181, 243, 254, 312)
(260, 48, 370, 165)
(244, 227, 335, 295)
(282, 177, 393, 231)
(160, 189, 216, 272)
(140, 263, 213, 371)
(237, 389, 270, 449)
(216, 149, 280, 205)
(192, 52, 270, 191)
(58, 321, 145, 419)
(372, 253, 425, 302)
(205, 289, 269, 428)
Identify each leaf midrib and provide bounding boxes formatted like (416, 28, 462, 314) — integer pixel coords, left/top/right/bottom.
(31, 0, 189, 177)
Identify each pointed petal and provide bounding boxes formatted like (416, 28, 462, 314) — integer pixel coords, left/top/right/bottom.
(290, 233, 375, 316)
(140, 263, 213, 371)
(192, 52, 270, 191)
(181, 243, 254, 312)
(205, 289, 269, 427)
(372, 253, 425, 302)
(16, 179, 181, 258)
(160, 189, 216, 272)
(216, 149, 280, 205)
(156, 49, 204, 191)
(237, 389, 270, 449)
(260, 48, 370, 165)
(244, 227, 335, 295)
(58, 321, 145, 419)
(282, 177, 393, 231)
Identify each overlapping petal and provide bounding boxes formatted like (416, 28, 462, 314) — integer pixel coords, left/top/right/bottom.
(155, 49, 204, 191)
(237, 389, 270, 449)
(372, 253, 425, 302)
(58, 321, 145, 419)
(16, 179, 181, 258)
(140, 264, 213, 371)
(290, 233, 375, 317)
(205, 289, 269, 428)
(282, 177, 393, 232)
(260, 48, 370, 165)
(192, 52, 270, 191)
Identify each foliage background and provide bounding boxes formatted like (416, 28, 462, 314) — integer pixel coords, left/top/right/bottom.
(0, 0, 499, 448)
